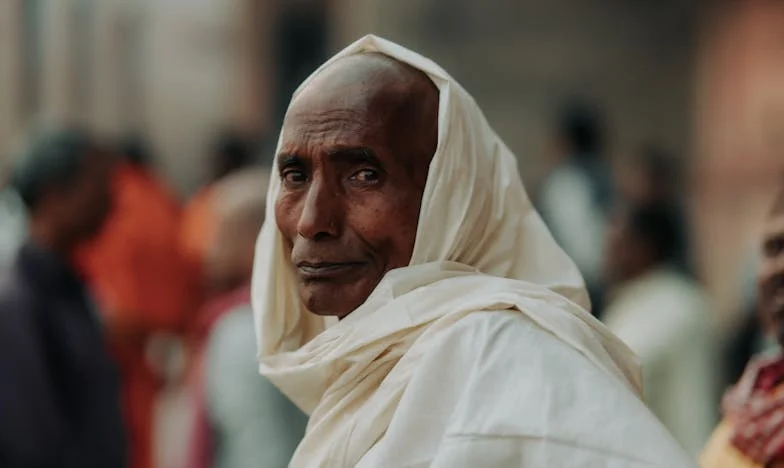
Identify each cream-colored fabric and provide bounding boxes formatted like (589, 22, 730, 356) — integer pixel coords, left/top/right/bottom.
(252, 35, 692, 467)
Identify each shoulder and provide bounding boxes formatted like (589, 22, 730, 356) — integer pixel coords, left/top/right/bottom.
(541, 165, 593, 197)
(418, 311, 689, 465)
(699, 420, 750, 467)
(428, 311, 632, 398)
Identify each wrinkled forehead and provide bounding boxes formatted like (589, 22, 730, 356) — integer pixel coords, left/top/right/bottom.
(279, 53, 439, 172)
(285, 54, 437, 124)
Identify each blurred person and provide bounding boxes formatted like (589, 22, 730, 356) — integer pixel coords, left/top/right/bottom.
(615, 143, 692, 273)
(77, 135, 190, 468)
(603, 201, 717, 456)
(187, 168, 306, 468)
(701, 185, 784, 467)
(722, 253, 773, 393)
(0, 129, 126, 468)
(180, 132, 256, 301)
(616, 143, 681, 205)
(0, 184, 27, 272)
(252, 35, 691, 467)
(537, 100, 613, 316)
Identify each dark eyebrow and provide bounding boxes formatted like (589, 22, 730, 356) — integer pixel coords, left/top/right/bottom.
(764, 231, 784, 250)
(276, 153, 305, 171)
(326, 147, 383, 167)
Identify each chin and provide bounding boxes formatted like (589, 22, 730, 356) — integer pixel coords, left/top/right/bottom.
(300, 282, 368, 319)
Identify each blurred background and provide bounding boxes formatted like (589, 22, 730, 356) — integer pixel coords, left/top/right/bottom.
(2, 0, 784, 466)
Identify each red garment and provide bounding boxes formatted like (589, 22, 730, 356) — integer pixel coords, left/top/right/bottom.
(77, 162, 192, 468)
(723, 353, 784, 465)
(185, 285, 252, 468)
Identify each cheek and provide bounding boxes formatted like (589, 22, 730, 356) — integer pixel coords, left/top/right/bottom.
(349, 192, 421, 265)
(275, 194, 300, 241)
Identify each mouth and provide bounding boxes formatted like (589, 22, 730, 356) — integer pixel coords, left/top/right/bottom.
(295, 261, 366, 281)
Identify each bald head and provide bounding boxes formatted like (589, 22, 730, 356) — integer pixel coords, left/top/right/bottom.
(287, 53, 438, 178)
(275, 53, 440, 317)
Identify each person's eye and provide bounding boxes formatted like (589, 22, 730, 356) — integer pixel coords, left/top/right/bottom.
(282, 170, 308, 186)
(349, 169, 380, 183)
(772, 239, 784, 256)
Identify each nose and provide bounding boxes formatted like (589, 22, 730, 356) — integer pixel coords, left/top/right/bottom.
(296, 177, 342, 241)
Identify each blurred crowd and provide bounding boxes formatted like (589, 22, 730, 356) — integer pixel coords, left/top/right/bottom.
(1, 2, 783, 467)
(0, 128, 308, 468)
(0, 97, 779, 467)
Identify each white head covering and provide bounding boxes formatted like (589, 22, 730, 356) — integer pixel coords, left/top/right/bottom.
(252, 35, 641, 465)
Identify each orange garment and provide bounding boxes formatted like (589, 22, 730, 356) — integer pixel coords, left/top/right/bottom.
(701, 420, 760, 468)
(77, 162, 191, 468)
(701, 364, 784, 468)
(180, 186, 217, 286)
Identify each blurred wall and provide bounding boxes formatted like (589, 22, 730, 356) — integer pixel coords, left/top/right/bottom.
(0, 0, 274, 193)
(694, 0, 784, 329)
(333, 0, 698, 184)
(0, 0, 28, 169)
(2, 0, 698, 191)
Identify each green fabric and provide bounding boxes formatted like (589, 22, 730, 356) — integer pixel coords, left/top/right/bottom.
(205, 306, 307, 468)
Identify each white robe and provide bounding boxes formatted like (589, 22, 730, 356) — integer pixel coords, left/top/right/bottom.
(252, 35, 693, 467)
(359, 311, 689, 467)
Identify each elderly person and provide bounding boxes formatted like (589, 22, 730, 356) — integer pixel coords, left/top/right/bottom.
(0, 129, 126, 468)
(701, 185, 784, 467)
(252, 36, 691, 467)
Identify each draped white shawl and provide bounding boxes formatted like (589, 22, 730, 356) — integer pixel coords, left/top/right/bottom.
(252, 35, 648, 467)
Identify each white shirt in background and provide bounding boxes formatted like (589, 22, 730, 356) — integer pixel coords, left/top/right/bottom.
(604, 267, 718, 457)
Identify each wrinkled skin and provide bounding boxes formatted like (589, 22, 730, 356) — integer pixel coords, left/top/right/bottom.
(275, 53, 439, 318)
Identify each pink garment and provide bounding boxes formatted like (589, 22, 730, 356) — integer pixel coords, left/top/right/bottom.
(186, 285, 251, 468)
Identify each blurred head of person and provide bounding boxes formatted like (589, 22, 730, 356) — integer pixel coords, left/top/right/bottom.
(616, 143, 680, 205)
(205, 168, 269, 293)
(118, 134, 153, 168)
(605, 202, 684, 287)
(551, 100, 605, 165)
(758, 186, 784, 347)
(10, 129, 114, 255)
(210, 132, 256, 182)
